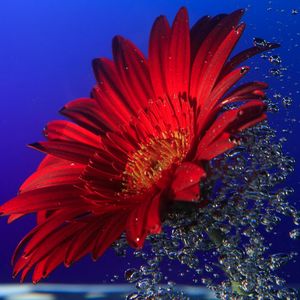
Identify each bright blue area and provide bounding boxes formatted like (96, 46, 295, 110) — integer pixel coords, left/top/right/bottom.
(0, 0, 299, 285)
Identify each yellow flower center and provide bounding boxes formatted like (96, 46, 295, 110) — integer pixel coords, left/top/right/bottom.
(122, 130, 190, 195)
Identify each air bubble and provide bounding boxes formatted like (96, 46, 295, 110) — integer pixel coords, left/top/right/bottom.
(289, 228, 300, 239)
(269, 55, 282, 65)
(124, 268, 140, 283)
(253, 37, 270, 48)
(282, 96, 293, 107)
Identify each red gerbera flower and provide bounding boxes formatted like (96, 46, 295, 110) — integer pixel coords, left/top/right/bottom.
(0, 8, 278, 282)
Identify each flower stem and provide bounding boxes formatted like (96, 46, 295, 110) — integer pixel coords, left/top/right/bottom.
(207, 228, 246, 296)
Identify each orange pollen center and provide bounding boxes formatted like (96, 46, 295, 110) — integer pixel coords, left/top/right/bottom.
(122, 130, 190, 195)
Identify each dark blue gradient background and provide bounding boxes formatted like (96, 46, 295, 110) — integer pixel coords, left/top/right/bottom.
(0, 0, 299, 284)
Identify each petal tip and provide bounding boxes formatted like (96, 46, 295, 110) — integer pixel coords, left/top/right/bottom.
(175, 7, 189, 22)
(236, 8, 245, 16)
(28, 142, 42, 150)
(59, 106, 66, 114)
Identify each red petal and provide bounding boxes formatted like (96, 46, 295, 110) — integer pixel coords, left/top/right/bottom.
(92, 85, 132, 129)
(32, 243, 68, 283)
(26, 209, 90, 259)
(126, 193, 163, 248)
(14, 222, 83, 280)
(197, 132, 235, 160)
(92, 213, 127, 260)
(112, 36, 154, 110)
(170, 162, 206, 202)
(196, 100, 266, 160)
(166, 7, 190, 96)
(190, 15, 212, 62)
(238, 113, 267, 131)
(64, 218, 103, 266)
(190, 9, 244, 101)
(148, 15, 171, 98)
(221, 43, 280, 75)
(145, 193, 163, 235)
(190, 14, 225, 63)
(44, 120, 100, 148)
(92, 58, 134, 118)
(198, 108, 244, 150)
(37, 243, 69, 281)
(202, 66, 250, 113)
(223, 81, 268, 99)
(37, 155, 66, 170)
(60, 98, 108, 134)
(7, 214, 24, 223)
(106, 131, 136, 155)
(0, 185, 82, 215)
(229, 100, 267, 130)
(196, 24, 246, 113)
(29, 141, 97, 164)
(36, 210, 49, 224)
(20, 161, 83, 193)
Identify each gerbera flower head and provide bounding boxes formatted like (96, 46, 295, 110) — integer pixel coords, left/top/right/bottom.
(0, 7, 278, 282)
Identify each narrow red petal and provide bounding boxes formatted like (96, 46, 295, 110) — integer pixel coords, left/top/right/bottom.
(148, 15, 171, 98)
(198, 132, 235, 160)
(0, 185, 82, 215)
(166, 7, 190, 96)
(7, 214, 24, 223)
(35, 244, 68, 281)
(92, 58, 134, 118)
(196, 100, 266, 160)
(228, 100, 267, 130)
(31, 245, 67, 283)
(195, 24, 246, 111)
(145, 193, 163, 235)
(44, 120, 100, 148)
(14, 223, 83, 280)
(113, 36, 154, 110)
(203, 100, 265, 147)
(23, 208, 89, 259)
(189, 9, 244, 101)
(20, 162, 83, 193)
(203, 66, 250, 112)
(190, 14, 225, 63)
(60, 98, 109, 134)
(126, 192, 162, 248)
(29, 141, 97, 164)
(238, 113, 267, 131)
(221, 43, 280, 75)
(64, 218, 102, 266)
(224, 81, 268, 99)
(92, 85, 132, 129)
(37, 155, 66, 170)
(92, 213, 127, 260)
(190, 15, 212, 62)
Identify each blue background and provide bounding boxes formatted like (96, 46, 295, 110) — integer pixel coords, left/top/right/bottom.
(0, 0, 299, 285)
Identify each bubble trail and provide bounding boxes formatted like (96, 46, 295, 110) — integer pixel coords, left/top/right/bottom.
(117, 121, 299, 299)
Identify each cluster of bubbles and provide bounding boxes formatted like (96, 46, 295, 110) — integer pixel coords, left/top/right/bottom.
(112, 113, 299, 299)
(253, 38, 286, 79)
